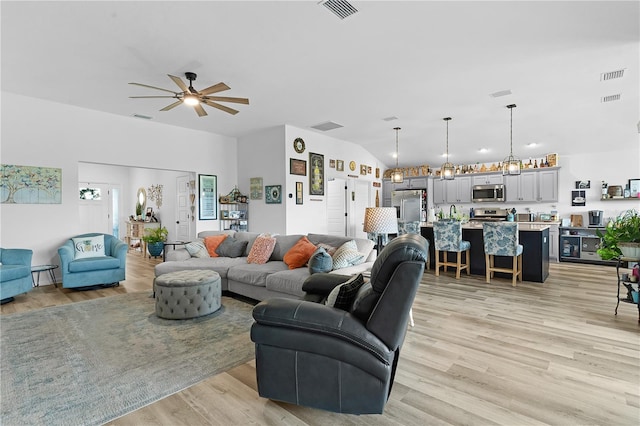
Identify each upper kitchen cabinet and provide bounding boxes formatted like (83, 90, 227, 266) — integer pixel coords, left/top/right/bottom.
(445, 176, 472, 203)
(432, 179, 446, 204)
(472, 174, 504, 186)
(505, 168, 558, 202)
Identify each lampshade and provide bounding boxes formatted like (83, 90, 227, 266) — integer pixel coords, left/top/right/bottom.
(502, 104, 521, 176)
(363, 207, 399, 234)
(440, 117, 455, 180)
(390, 127, 404, 183)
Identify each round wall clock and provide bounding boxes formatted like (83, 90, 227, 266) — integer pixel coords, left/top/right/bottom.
(293, 137, 305, 154)
(349, 161, 356, 171)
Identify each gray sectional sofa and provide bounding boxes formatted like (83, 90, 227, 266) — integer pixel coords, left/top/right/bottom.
(154, 231, 376, 301)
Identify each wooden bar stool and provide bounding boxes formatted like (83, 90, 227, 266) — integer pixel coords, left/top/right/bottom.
(433, 221, 470, 279)
(482, 222, 523, 287)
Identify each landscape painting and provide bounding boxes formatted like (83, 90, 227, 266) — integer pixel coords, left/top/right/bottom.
(1, 164, 62, 204)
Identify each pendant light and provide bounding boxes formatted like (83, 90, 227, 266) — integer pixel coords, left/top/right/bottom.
(390, 127, 404, 183)
(440, 117, 455, 180)
(502, 104, 521, 176)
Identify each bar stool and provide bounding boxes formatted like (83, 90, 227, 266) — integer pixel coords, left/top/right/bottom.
(482, 222, 523, 287)
(433, 221, 470, 279)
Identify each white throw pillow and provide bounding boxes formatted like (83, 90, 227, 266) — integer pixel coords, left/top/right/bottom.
(332, 240, 365, 270)
(72, 235, 106, 259)
(185, 240, 210, 258)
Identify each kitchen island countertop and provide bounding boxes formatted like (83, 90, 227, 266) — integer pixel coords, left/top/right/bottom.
(421, 221, 551, 231)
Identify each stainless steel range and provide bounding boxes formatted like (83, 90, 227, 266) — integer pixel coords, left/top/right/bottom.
(472, 208, 509, 221)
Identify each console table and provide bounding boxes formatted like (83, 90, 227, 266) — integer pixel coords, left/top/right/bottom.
(125, 221, 160, 256)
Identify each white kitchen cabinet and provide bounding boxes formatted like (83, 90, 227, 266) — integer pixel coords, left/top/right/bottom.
(505, 169, 558, 203)
(537, 169, 558, 202)
(472, 174, 504, 185)
(548, 223, 559, 262)
(432, 179, 446, 204)
(445, 176, 471, 203)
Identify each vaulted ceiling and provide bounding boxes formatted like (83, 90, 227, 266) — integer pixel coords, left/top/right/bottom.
(2, 1, 638, 169)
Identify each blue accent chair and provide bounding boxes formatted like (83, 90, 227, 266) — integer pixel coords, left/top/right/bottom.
(0, 248, 33, 303)
(433, 220, 470, 279)
(482, 222, 523, 287)
(58, 233, 127, 288)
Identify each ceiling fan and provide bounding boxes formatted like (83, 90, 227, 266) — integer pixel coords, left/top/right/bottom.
(129, 72, 249, 117)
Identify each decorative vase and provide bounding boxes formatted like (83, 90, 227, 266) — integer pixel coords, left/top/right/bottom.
(147, 242, 164, 258)
(618, 242, 640, 260)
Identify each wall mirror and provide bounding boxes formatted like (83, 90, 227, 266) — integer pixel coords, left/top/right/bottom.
(137, 187, 147, 213)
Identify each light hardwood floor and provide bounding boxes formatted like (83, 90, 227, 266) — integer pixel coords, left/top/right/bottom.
(3, 253, 639, 425)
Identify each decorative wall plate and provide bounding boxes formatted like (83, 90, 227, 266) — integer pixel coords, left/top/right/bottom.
(293, 137, 305, 154)
(349, 161, 356, 171)
(265, 185, 282, 204)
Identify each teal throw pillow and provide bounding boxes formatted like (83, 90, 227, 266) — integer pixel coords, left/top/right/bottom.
(308, 247, 333, 275)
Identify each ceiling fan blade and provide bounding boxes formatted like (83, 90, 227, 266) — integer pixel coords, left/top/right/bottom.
(202, 95, 249, 105)
(199, 82, 230, 95)
(160, 100, 183, 111)
(129, 96, 178, 99)
(194, 104, 208, 117)
(168, 74, 190, 93)
(129, 82, 177, 94)
(203, 100, 239, 115)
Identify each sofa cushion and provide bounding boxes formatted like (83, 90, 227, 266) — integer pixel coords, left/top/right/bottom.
(227, 261, 289, 287)
(247, 234, 277, 264)
(265, 267, 314, 297)
(325, 273, 365, 310)
(154, 256, 246, 278)
(72, 235, 105, 259)
(283, 236, 317, 269)
(0, 265, 30, 281)
(233, 232, 261, 257)
(332, 240, 365, 270)
(308, 233, 375, 262)
(308, 247, 333, 274)
(216, 237, 248, 258)
(270, 234, 305, 261)
(68, 256, 119, 273)
(204, 235, 228, 257)
(185, 240, 209, 258)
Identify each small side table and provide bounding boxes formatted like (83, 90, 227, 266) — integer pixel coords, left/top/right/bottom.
(162, 241, 187, 262)
(31, 264, 59, 287)
(615, 257, 640, 323)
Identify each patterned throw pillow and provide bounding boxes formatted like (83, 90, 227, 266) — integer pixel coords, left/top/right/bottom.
(185, 240, 210, 258)
(215, 237, 249, 258)
(247, 234, 277, 264)
(308, 247, 333, 274)
(283, 236, 317, 269)
(204, 235, 228, 257)
(332, 240, 365, 270)
(325, 274, 365, 311)
(72, 235, 106, 259)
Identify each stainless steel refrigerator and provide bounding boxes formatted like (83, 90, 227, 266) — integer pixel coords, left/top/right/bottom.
(391, 189, 427, 222)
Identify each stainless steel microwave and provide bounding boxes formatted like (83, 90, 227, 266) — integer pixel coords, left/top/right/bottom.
(472, 184, 505, 202)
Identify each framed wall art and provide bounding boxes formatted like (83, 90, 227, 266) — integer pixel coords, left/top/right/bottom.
(198, 174, 217, 220)
(290, 158, 306, 176)
(1, 164, 62, 204)
(265, 185, 282, 204)
(250, 177, 263, 200)
(360, 164, 367, 175)
(329, 159, 336, 168)
(309, 152, 325, 196)
(296, 182, 303, 204)
(629, 178, 640, 198)
(336, 160, 344, 172)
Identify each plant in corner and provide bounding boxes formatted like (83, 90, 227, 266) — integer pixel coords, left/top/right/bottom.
(597, 209, 640, 260)
(142, 226, 169, 258)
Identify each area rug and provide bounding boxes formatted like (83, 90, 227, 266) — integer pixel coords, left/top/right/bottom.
(0, 293, 256, 426)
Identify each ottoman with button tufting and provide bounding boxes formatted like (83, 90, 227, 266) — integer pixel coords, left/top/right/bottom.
(154, 269, 221, 319)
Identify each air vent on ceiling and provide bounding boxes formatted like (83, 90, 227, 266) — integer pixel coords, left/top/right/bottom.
(311, 121, 344, 131)
(132, 113, 153, 120)
(382, 116, 398, 122)
(319, 0, 358, 20)
(490, 89, 512, 98)
(601, 94, 621, 103)
(601, 69, 625, 81)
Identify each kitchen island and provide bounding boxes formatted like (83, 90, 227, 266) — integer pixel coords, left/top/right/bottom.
(421, 222, 550, 283)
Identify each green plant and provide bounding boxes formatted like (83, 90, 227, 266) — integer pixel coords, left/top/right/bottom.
(142, 226, 168, 244)
(135, 202, 143, 217)
(597, 209, 640, 260)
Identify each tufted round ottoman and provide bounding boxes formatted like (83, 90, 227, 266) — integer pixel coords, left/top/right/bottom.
(154, 270, 221, 320)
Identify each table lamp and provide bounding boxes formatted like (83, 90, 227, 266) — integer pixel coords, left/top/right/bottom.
(363, 207, 399, 253)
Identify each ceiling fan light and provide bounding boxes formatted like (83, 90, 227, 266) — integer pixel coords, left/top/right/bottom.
(183, 94, 200, 106)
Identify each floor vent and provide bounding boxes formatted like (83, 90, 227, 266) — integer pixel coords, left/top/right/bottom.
(319, 0, 358, 20)
(132, 114, 153, 120)
(601, 94, 621, 103)
(311, 121, 344, 131)
(601, 69, 625, 81)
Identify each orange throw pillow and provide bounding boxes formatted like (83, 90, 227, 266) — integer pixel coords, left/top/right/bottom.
(204, 235, 227, 257)
(283, 236, 317, 269)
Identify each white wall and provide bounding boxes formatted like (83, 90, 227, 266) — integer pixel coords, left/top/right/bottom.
(1, 92, 237, 267)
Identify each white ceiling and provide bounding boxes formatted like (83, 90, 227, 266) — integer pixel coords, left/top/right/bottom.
(2, 1, 638, 169)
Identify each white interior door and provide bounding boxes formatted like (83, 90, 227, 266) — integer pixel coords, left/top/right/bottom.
(78, 182, 111, 234)
(327, 178, 346, 236)
(175, 175, 192, 242)
(347, 179, 370, 239)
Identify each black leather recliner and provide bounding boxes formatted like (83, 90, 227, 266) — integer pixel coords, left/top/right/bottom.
(250, 233, 428, 414)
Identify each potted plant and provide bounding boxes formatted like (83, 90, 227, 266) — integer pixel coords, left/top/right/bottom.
(597, 209, 640, 260)
(142, 226, 169, 258)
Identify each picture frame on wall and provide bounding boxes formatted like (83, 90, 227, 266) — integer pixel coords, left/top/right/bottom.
(290, 158, 306, 176)
(265, 185, 282, 204)
(296, 182, 303, 204)
(250, 177, 263, 200)
(198, 174, 217, 220)
(629, 178, 640, 198)
(336, 160, 344, 172)
(360, 164, 367, 175)
(309, 152, 324, 196)
(329, 159, 336, 168)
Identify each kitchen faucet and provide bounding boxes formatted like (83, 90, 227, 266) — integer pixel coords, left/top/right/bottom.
(450, 204, 457, 218)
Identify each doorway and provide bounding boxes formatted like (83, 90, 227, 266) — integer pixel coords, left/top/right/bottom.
(326, 178, 371, 238)
(79, 182, 120, 236)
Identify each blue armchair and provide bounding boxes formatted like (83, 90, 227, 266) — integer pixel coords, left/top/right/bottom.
(0, 248, 33, 303)
(58, 233, 127, 289)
